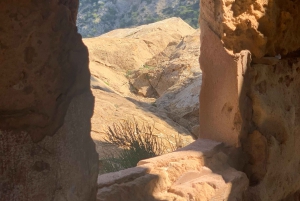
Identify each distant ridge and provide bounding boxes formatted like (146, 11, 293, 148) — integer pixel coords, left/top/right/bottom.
(77, 0, 199, 38)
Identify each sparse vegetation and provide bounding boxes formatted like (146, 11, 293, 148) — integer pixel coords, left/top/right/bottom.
(143, 64, 154, 69)
(77, 0, 199, 38)
(104, 81, 109, 86)
(125, 70, 133, 78)
(100, 119, 183, 174)
(162, 3, 199, 28)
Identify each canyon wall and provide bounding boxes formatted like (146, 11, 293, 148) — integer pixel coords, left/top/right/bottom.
(0, 1, 98, 200)
(97, 1, 300, 200)
(2, 0, 300, 200)
(200, 0, 300, 200)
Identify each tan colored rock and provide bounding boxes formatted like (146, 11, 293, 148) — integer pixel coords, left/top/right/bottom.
(84, 17, 195, 71)
(84, 18, 197, 98)
(191, 125, 200, 137)
(156, 76, 202, 132)
(243, 58, 300, 199)
(126, 29, 202, 131)
(129, 29, 201, 97)
(0, 1, 98, 200)
(84, 19, 199, 159)
(129, 73, 158, 97)
(200, 0, 300, 200)
(91, 89, 194, 159)
(0, 0, 90, 142)
(201, 0, 300, 58)
(199, 19, 250, 146)
(97, 139, 249, 201)
(0, 93, 98, 201)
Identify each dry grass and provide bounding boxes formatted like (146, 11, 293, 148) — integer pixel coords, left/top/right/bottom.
(100, 119, 183, 174)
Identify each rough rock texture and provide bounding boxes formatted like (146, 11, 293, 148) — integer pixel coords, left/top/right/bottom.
(125, 29, 202, 133)
(97, 139, 249, 201)
(0, 0, 90, 142)
(84, 17, 195, 72)
(200, 0, 300, 200)
(156, 76, 202, 134)
(201, 0, 300, 58)
(0, 1, 98, 200)
(242, 57, 300, 200)
(85, 17, 197, 105)
(0, 93, 99, 201)
(129, 29, 201, 97)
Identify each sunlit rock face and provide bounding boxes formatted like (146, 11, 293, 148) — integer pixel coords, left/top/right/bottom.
(96, 140, 249, 201)
(200, 0, 300, 200)
(201, 0, 300, 58)
(0, 1, 98, 200)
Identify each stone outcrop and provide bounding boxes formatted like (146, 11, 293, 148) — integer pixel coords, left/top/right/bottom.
(95, 0, 300, 200)
(0, 0, 90, 142)
(129, 29, 201, 98)
(200, 0, 300, 200)
(0, 1, 98, 201)
(3, 0, 300, 200)
(97, 139, 249, 201)
(201, 0, 300, 58)
(125, 28, 202, 133)
(84, 17, 196, 98)
(84, 17, 195, 72)
(242, 55, 300, 200)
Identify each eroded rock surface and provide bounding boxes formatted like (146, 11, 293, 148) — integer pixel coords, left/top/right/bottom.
(97, 139, 249, 201)
(0, 0, 90, 142)
(201, 0, 300, 58)
(129, 29, 201, 98)
(200, 0, 300, 200)
(0, 1, 98, 200)
(242, 57, 300, 200)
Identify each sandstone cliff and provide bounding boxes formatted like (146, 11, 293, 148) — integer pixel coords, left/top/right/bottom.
(4, 0, 300, 200)
(0, 1, 98, 200)
(200, 0, 300, 199)
(96, 1, 300, 201)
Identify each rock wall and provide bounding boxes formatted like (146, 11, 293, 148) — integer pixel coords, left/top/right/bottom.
(201, 0, 300, 58)
(200, 0, 300, 200)
(97, 139, 248, 201)
(0, 1, 98, 200)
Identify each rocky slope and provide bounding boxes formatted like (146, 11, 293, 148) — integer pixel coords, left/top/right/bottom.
(83, 18, 201, 158)
(77, 0, 199, 37)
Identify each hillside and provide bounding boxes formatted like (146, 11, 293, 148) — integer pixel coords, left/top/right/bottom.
(83, 18, 201, 158)
(77, 0, 199, 38)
